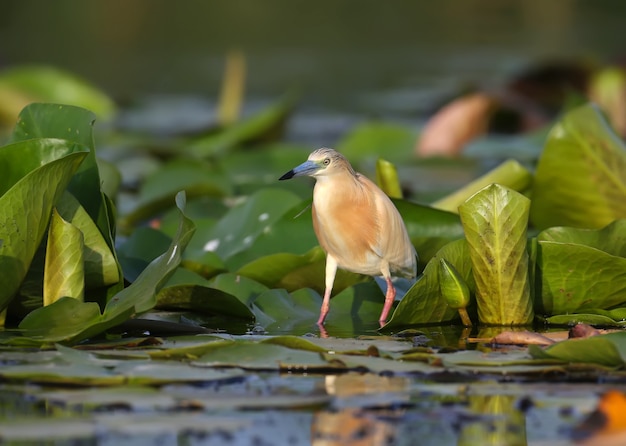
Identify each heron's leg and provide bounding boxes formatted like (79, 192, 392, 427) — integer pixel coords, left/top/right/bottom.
(318, 254, 338, 326)
(379, 264, 396, 326)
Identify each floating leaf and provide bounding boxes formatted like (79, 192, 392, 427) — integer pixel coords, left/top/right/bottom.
(192, 342, 330, 370)
(459, 184, 533, 325)
(191, 188, 301, 263)
(530, 103, 626, 229)
(44, 209, 84, 305)
(529, 332, 626, 368)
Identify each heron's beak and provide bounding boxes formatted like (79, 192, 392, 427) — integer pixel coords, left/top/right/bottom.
(279, 160, 319, 180)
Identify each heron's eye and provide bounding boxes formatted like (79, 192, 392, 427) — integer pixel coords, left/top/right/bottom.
(323, 158, 330, 166)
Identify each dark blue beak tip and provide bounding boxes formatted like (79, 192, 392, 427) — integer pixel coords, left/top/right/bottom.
(279, 170, 295, 181)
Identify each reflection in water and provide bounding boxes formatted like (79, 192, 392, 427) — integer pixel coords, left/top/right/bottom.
(459, 395, 527, 446)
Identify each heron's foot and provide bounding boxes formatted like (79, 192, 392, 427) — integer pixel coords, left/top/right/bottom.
(317, 322, 329, 338)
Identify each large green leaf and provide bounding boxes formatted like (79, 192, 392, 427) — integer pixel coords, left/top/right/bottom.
(188, 188, 301, 263)
(10, 104, 116, 253)
(530, 103, 626, 229)
(536, 241, 626, 315)
(538, 219, 626, 258)
(529, 332, 626, 368)
(0, 139, 88, 310)
(431, 160, 532, 213)
(120, 159, 230, 231)
(0, 66, 116, 124)
(535, 220, 626, 314)
(236, 247, 367, 294)
(224, 199, 319, 268)
(459, 184, 533, 325)
(336, 122, 415, 163)
(394, 199, 465, 268)
(43, 209, 84, 305)
(15, 192, 195, 345)
(56, 191, 119, 289)
(187, 95, 295, 158)
(384, 239, 471, 329)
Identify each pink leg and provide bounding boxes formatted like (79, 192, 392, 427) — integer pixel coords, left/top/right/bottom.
(379, 276, 396, 326)
(317, 255, 338, 329)
(317, 287, 331, 326)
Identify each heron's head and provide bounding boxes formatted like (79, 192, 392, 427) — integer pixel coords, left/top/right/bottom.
(279, 148, 355, 180)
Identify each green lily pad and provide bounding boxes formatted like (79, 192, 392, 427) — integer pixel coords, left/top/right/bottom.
(192, 341, 331, 370)
(188, 188, 301, 263)
(529, 332, 626, 368)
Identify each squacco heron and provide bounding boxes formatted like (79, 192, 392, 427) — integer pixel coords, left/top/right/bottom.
(279, 148, 417, 328)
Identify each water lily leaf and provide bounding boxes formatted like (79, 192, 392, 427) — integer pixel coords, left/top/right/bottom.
(156, 283, 255, 321)
(536, 241, 626, 315)
(538, 220, 626, 258)
(192, 341, 330, 370)
(431, 160, 533, 213)
(187, 95, 295, 158)
(10, 104, 117, 255)
(393, 199, 464, 268)
(529, 332, 626, 368)
(15, 192, 195, 345)
(260, 335, 328, 353)
(337, 122, 415, 162)
(43, 209, 84, 305)
(117, 227, 172, 282)
(459, 184, 533, 325)
(0, 139, 88, 311)
(192, 188, 301, 263)
(384, 239, 470, 329)
(0, 66, 116, 123)
(542, 313, 623, 327)
(122, 159, 230, 229)
(530, 103, 626, 229)
(56, 191, 119, 288)
(225, 199, 319, 268)
(208, 273, 274, 326)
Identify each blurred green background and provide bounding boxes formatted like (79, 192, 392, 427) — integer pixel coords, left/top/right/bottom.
(2, 0, 625, 114)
